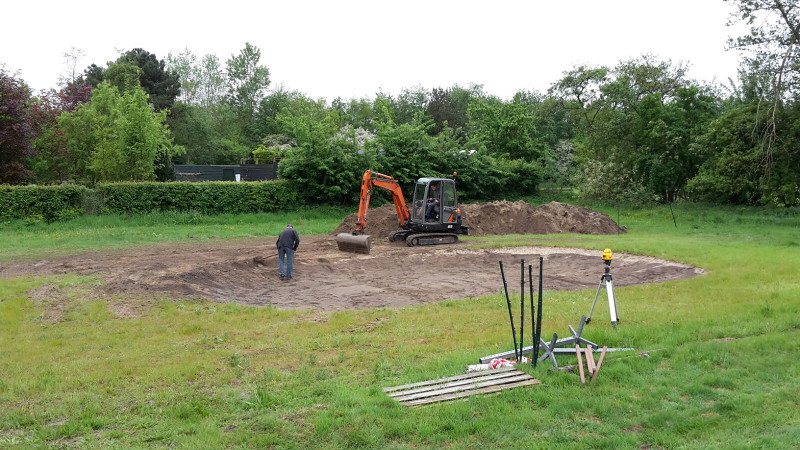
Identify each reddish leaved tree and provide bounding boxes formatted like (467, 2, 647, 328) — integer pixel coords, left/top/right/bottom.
(0, 70, 36, 184)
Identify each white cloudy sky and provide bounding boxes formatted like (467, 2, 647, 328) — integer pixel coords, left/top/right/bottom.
(4, 0, 749, 100)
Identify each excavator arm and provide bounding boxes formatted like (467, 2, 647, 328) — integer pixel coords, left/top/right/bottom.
(354, 170, 410, 233)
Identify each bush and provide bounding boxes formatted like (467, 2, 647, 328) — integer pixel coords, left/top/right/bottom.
(0, 184, 90, 222)
(97, 180, 300, 214)
(439, 151, 542, 201)
(278, 140, 372, 205)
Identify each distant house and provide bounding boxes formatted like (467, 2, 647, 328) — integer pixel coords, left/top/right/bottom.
(174, 164, 279, 182)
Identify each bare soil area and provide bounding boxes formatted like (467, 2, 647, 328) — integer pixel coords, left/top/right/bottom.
(1, 236, 702, 311)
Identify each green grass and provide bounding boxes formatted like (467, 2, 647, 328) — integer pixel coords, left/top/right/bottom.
(0, 206, 350, 261)
(1, 201, 799, 448)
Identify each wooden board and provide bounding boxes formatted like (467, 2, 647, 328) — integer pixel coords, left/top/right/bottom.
(383, 367, 516, 393)
(384, 369, 540, 407)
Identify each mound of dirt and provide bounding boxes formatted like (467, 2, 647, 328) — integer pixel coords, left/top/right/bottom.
(331, 201, 625, 238)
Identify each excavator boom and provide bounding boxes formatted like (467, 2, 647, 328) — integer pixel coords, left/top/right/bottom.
(354, 170, 410, 233)
(336, 170, 410, 254)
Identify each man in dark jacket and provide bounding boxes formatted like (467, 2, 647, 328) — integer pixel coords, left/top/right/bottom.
(276, 224, 300, 280)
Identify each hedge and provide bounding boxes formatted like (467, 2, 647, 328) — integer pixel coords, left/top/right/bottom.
(0, 184, 90, 222)
(0, 180, 301, 221)
(97, 180, 300, 214)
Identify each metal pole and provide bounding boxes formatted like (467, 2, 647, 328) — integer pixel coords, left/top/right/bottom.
(519, 259, 524, 361)
(529, 264, 535, 367)
(586, 277, 604, 324)
(533, 256, 544, 367)
(669, 202, 677, 228)
(499, 261, 519, 361)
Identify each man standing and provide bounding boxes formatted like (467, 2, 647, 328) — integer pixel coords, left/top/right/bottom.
(276, 224, 300, 280)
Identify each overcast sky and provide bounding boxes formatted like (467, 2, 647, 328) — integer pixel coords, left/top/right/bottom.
(4, 0, 749, 100)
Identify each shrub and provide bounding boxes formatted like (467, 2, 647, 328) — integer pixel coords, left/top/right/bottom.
(438, 150, 542, 201)
(0, 184, 90, 222)
(97, 180, 300, 214)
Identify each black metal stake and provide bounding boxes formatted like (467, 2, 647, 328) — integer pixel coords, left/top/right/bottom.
(669, 202, 677, 228)
(529, 264, 535, 366)
(499, 261, 519, 361)
(533, 256, 544, 367)
(519, 259, 525, 362)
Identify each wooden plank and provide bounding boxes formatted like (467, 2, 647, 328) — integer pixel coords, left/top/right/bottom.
(403, 378, 541, 407)
(383, 367, 516, 393)
(386, 371, 523, 398)
(590, 346, 608, 383)
(576, 345, 585, 384)
(393, 374, 533, 402)
(585, 346, 595, 375)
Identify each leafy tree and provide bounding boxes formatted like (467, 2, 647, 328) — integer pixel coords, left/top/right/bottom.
(57, 82, 183, 182)
(369, 116, 438, 197)
(168, 102, 246, 164)
(199, 54, 227, 109)
(30, 82, 93, 182)
(726, 0, 800, 178)
(552, 57, 717, 202)
(104, 62, 142, 93)
(167, 48, 201, 105)
(226, 43, 270, 126)
(0, 69, 36, 183)
(394, 86, 430, 125)
(253, 87, 302, 138)
(83, 63, 106, 87)
(467, 97, 548, 161)
(82, 49, 181, 112)
(276, 96, 343, 151)
(427, 84, 483, 135)
(117, 48, 181, 112)
(332, 96, 380, 130)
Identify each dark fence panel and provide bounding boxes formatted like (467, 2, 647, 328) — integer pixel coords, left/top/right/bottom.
(174, 164, 278, 182)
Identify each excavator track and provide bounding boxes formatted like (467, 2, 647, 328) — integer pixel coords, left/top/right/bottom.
(405, 233, 459, 247)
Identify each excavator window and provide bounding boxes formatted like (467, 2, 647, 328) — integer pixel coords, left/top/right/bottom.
(443, 182, 456, 208)
(425, 182, 441, 222)
(412, 182, 426, 220)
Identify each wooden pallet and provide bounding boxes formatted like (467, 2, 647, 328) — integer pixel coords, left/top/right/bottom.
(383, 367, 540, 406)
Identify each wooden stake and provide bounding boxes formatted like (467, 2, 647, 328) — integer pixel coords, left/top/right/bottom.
(575, 345, 585, 384)
(584, 346, 595, 375)
(590, 346, 608, 383)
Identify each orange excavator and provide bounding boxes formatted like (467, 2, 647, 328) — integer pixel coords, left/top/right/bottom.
(335, 170, 469, 254)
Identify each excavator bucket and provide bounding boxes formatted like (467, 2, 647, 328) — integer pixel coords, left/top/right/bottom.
(335, 233, 372, 254)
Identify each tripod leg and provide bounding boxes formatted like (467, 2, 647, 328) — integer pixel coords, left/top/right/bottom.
(606, 279, 619, 326)
(587, 277, 604, 323)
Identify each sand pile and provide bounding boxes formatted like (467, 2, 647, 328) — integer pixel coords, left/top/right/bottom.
(331, 201, 625, 238)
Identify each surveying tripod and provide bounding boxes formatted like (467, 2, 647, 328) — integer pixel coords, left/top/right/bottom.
(586, 248, 619, 327)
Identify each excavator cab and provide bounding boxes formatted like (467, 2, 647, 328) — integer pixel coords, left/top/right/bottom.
(409, 178, 464, 232)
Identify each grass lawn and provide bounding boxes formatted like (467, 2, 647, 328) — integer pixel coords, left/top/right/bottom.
(1, 201, 799, 448)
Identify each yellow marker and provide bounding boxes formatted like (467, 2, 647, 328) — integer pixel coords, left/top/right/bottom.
(601, 248, 613, 261)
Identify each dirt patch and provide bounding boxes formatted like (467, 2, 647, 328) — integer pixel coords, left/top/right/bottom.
(331, 201, 625, 237)
(2, 236, 702, 311)
(348, 317, 389, 333)
(712, 337, 741, 343)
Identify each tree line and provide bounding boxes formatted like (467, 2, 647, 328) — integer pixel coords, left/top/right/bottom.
(1, 0, 798, 206)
